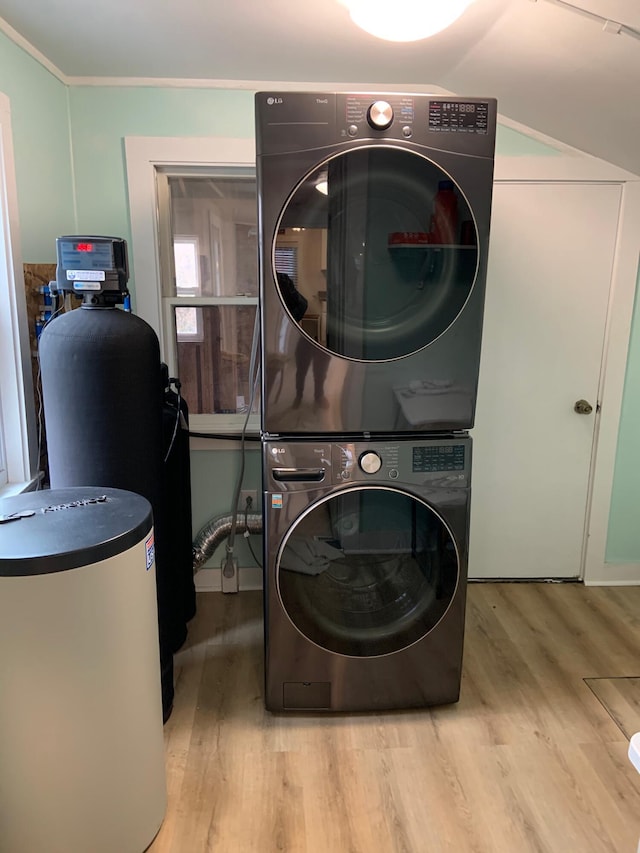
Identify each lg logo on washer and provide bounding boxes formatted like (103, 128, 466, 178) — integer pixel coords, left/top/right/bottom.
(271, 447, 286, 455)
(266, 97, 283, 105)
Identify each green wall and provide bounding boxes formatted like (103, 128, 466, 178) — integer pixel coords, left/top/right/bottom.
(495, 124, 562, 157)
(1, 41, 638, 564)
(0, 32, 75, 261)
(606, 262, 640, 562)
(68, 87, 254, 251)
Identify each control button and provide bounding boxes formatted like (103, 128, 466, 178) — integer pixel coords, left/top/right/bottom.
(389, 469, 399, 479)
(341, 469, 351, 481)
(402, 125, 412, 138)
(367, 101, 393, 130)
(348, 124, 358, 136)
(359, 451, 382, 475)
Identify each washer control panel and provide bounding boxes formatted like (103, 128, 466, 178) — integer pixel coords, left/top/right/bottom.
(334, 439, 470, 487)
(264, 438, 471, 490)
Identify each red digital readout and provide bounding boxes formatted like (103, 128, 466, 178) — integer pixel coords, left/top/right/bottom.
(75, 243, 93, 252)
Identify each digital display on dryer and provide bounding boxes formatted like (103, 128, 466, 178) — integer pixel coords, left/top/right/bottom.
(428, 101, 489, 134)
(412, 445, 465, 473)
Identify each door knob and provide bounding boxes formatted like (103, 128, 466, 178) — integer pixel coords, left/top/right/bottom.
(574, 399, 593, 415)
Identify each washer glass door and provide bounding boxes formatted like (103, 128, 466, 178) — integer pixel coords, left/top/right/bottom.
(277, 487, 459, 657)
(275, 147, 477, 361)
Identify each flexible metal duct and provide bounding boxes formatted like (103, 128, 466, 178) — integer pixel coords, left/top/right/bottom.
(192, 513, 262, 571)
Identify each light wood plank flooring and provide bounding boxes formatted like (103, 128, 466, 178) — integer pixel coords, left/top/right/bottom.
(586, 677, 640, 741)
(150, 583, 640, 853)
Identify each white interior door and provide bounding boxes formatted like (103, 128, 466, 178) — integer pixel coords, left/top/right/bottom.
(469, 182, 621, 579)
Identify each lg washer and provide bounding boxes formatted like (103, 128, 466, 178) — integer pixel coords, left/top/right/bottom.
(262, 435, 471, 712)
(256, 92, 497, 436)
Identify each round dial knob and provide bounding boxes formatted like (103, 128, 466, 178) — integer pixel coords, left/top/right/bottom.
(359, 451, 382, 475)
(367, 100, 393, 130)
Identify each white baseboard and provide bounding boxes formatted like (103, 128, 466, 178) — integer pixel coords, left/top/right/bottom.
(194, 564, 640, 591)
(584, 563, 640, 586)
(194, 566, 263, 592)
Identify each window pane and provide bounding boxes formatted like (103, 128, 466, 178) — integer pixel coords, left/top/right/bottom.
(174, 237, 201, 294)
(175, 306, 202, 340)
(174, 305, 258, 415)
(168, 176, 257, 297)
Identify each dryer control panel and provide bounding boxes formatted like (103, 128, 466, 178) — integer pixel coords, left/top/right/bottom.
(256, 92, 497, 157)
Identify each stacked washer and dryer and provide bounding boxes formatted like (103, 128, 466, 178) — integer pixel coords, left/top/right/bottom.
(256, 92, 496, 712)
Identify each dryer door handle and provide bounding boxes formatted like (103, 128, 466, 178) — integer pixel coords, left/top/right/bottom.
(272, 467, 326, 482)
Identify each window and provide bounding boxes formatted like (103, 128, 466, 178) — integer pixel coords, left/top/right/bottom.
(125, 137, 258, 433)
(274, 245, 298, 284)
(158, 172, 258, 425)
(173, 235, 203, 342)
(0, 93, 38, 494)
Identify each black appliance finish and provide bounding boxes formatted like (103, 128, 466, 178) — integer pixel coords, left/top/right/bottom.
(263, 435, 471, 712)
(256, 92, 497, 435)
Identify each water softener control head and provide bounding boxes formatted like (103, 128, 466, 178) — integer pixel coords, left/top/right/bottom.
(367, 100, 393, 130)
(54, 236, 129, 306)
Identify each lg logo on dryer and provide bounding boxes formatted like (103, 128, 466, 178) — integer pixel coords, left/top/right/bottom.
(266, 97, 283, 105)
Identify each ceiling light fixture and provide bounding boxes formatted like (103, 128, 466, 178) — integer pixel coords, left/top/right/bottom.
(340, 0, 475, 42)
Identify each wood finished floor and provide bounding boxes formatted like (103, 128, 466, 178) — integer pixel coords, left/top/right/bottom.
(150, 583, 640, 853)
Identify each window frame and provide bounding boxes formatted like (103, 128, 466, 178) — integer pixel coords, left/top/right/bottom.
(125, 136, 259, 434)
(0, 92, 38, 496)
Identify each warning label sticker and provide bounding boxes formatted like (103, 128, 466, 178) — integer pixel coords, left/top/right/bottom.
(145, 533, 155, 570)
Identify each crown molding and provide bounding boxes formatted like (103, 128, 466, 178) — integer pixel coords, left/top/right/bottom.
(0, 15, 69, 83)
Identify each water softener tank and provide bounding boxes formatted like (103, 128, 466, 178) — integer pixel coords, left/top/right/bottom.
(39, 304, 174, 718)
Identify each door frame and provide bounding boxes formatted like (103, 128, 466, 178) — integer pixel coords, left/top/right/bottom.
(494, 154, 640, 585)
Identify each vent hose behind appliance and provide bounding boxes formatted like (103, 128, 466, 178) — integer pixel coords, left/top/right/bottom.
(193, 513, 262, 572)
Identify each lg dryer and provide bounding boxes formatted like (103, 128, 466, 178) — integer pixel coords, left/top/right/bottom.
(262, 435, 471, 712)
(256, 92, 497, 435)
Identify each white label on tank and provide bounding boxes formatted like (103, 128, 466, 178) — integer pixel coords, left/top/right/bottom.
(72, 281, 101, 291)
(67, 269, 105, 281)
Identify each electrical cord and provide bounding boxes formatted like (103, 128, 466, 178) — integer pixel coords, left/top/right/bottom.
(163, 377, 183, 464)
(243, 500, 262, 567)
(224, 305, 261, 576)
(188, 431, 260, 442)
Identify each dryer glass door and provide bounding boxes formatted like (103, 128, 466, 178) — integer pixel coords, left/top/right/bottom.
(275, 147, 477, 361)
(277, 487, 459, 657)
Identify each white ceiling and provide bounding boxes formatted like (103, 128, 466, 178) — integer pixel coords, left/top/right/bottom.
(2, 0, 640, 175)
